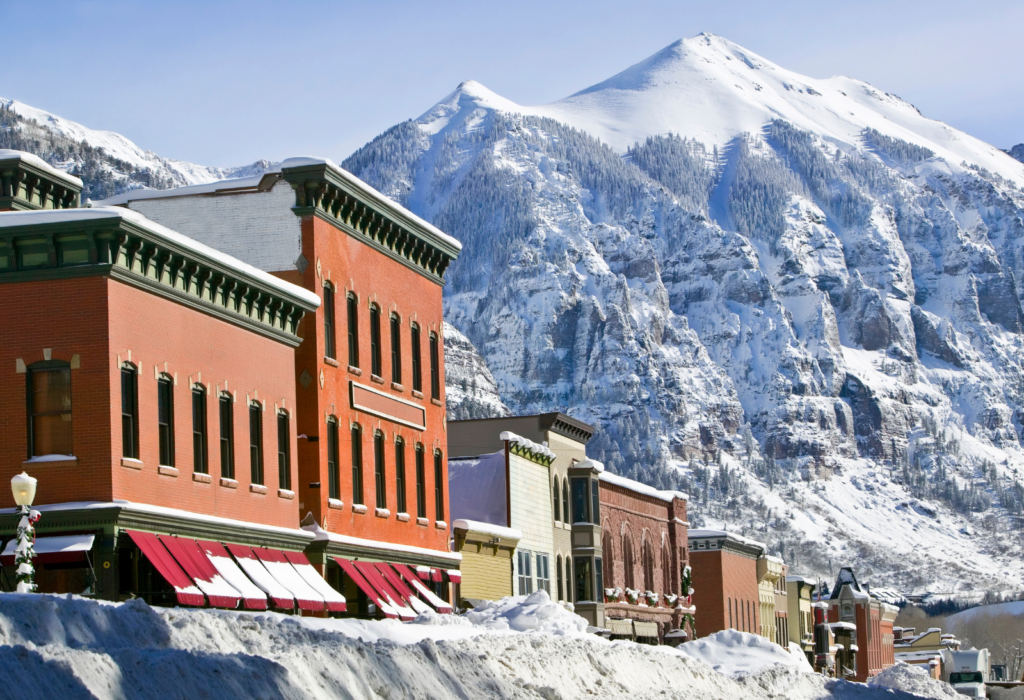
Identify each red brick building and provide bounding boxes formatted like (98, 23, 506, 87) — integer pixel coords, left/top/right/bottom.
(687, 529, 766, 639)
(0, 150, 323, 606)
(599, 470, 689, 643)
(100, 158, 464, 605)
(827, 567, 897, 682)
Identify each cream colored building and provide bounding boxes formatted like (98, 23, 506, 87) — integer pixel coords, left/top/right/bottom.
(452, 520, 521, 604)
(787, 575, 816, 660)
(757, 555, 785, 642)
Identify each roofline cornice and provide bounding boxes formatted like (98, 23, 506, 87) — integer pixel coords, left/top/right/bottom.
(0, 155, 82, 211)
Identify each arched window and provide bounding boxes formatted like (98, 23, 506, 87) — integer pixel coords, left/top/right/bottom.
(390, 313, 402, 384)
(429, 331, 440, 400)
(395, 436, 406, 514)
(564, 557, 573, 603)
(552, 479, 560, 522)
(662, 541, 672, 595)
(346, 292, 359, 368)
(602, 531, 614, 588)
(249, 402, 263, 485)
(374, 430, 386, 509)
(622, 533, 635, 591)
(728, 598, 733, 628)
(157, 374, 175, 467)
(28, 360, 73, 458)
(120, 363, 138, 459)
(556, 554, 563, 602)
(219, 392, 234, 479)
(277, 410, 290, 490)
(323, 283, 336, 360)
(349, 422, 362, 504)
(410, 323, 422, 392)
(561, 477, 570, 525)
(192, 384, 208, 474)
(415, 444, 426, 518)
(326, 417, 339, 499)
(369, 304, 382, 377)
(642, 536, 655, 593)
(434, 450, 445, 522)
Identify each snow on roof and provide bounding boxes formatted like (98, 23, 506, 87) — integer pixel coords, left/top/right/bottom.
(500, 431, 556, 460)
(785, 575, 811, 583)
(575, 458, 604, 472)
(687, 529, 767, 552)
(301, 519, 461, 562)
(0, 149, 83, 188)
(764, 555, 785, 565)
(598, 471, 688, 503)
(452, 519, 522, 541)
(0, 206, 320, 308)
(98, 156, 462, 252)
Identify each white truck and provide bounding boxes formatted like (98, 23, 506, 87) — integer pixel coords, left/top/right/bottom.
(941, 648, 991, 699)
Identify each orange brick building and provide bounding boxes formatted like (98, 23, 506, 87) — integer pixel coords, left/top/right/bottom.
(101, 158, 464, 606)
(687, 529, 765, 639)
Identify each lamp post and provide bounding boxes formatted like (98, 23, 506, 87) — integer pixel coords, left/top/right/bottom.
(11, 472, 38, 593)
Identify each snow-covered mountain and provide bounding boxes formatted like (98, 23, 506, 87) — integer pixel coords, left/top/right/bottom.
(0, 97, 271, 200)
(342, 34, 1024, 597)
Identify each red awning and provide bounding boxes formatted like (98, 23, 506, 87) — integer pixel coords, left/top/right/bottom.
(446, 569, 462, 584)
(159, 536, 241, 609)
(252, 547, 324, 611)
(282, 551, 346, 612)
(431, 568, 442, 583)
(374, 563, 432, 616)
(352, 560, 415, 620)
(334, 557, 399, 619)
(197, 540, 268, 610)
(225, 544, 294, 610)
(125, 530, 204, 606)
(0, 534, 94, 567)
(416, 566, 432, 580)
(392, 562, 453, 614)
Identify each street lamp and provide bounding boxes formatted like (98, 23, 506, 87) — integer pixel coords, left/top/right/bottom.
(11, 472, 38, 593)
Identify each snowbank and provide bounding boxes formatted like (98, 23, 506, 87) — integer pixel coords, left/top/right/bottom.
(463, 590, 589, 635)
(867, 662, 960, 698)
(676, 629, 810, 676)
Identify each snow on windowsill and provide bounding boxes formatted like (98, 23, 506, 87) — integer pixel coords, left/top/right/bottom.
(375, 508, 391, 518)
(24, 454, 76, 464)
(416, 517, 429, 526)
(434, 520, 447, 530)
(396, 512, 410, 522)
(351, 504, 368, 514)
(328, 498, 344, 510)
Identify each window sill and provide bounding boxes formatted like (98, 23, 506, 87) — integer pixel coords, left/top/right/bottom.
(324, 357, 340, 368)
(22, 456, 78, 469)
(431, 398, 443, 407)
(416, 517, 429, 527)
(370, 374, 385, 385)
(375, 508, 390, 518)
(391, 382, 404, 392)
(219, 478, 238, 489)
(119, 457, 142, 470)
(193, 472, 213, 484)
(157, 465, 179, 477)
(347, 365, 362, 376)
(351, 504, 368, 514)
(328, 498, 345, 510)
(278, 489, 295, 500)
(250, 484, 267, 495)
(396, 512, 410, 522)
(435, 520, 447, 530)
(411, 390, 424, 399)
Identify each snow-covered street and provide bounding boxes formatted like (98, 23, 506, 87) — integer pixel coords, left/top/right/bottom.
(0, 592, 955, 699)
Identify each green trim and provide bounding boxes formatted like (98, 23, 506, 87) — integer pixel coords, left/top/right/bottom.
(508, 442, 554, 466)
(0, 216, 316, 345)
(0, 156, 82, 211)
(281, 162, 458, 284)
(303, 537, 459, 569)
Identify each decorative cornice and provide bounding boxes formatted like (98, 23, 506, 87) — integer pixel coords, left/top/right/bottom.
(0, 153, 82, 211)
(303, 538, 459, 568)
(280, 162, 460, 285)
(0, 215, 317, 346)
(508, 441, 554, 467)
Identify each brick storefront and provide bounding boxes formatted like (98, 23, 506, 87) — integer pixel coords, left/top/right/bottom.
(688, 530, 764, 639)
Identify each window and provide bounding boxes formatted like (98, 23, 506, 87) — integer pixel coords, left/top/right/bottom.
(249, 403, 263, 485)
(156, 376, 175, 466)
(323, 284, 336, 360)
(571, 477, 589, 523)
(219, 394, 234, 479)
(327, 418, 340, 500)
(120, 365, 138, 459)
(374, 431, 386, 509)
(595, 557, 603, 600)
(429, 332, 440, 400)
(395, 438, 407, 514)
(351, 424, 363, 505)
(415, 445, 426, 518)
(192, 386, 207, 473)
(347, 293, 359, 368)
(434, 450, 445, 522)
(622, 535, 635, 590)
(729, 598, 733, 628)
(562, 477, 570, 525)
(591, 479, 601, 525)
(536, 553, 550, 594)
(564, 558, 573, 602)
(370, 304, 382, 377)
(390, 314, 402, 384)
(574, 557, 592, 602)
(552, 479, 560, 522)
(410, 323, 422, 392)
(556, 555, 563, 601)
(517, 550, 533, 595)
(277, 411, 290, 490)
(28, 361, 72, 457)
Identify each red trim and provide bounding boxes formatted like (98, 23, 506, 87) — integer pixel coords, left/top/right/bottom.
(334, 557, 397, 619)
(446, 570, 462, 584)
(353, 561, 414, 620)
(197, 540, 268, 610)
(125, 530, 204, 607)
(225, 543, 294, 610)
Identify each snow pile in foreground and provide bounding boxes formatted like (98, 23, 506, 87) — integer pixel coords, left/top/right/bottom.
(676, 629, 812, 676)
(867, 662, 960, 698)
(0, 593, 954, 699)
(463, 590, 589, 635)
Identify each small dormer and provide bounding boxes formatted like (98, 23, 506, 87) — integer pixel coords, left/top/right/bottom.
(0, 150, 83, 211)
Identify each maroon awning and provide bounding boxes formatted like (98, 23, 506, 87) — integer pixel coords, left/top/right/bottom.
(225, 544, 294, 610)
(392, 562, 454, 614)
(125, 530, 204, 606)
(334, 557, 398, 619)
(282, 550, 346, 612)
(352, 560, 415, 620)
(252, 547, 324, 611)
(159, 536, 240, 609)
(197, 540, 268, 610)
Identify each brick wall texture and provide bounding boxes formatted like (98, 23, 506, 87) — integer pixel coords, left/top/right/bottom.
(690, 549, 760, 638)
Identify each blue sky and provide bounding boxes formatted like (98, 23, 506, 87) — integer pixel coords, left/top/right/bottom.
(2, 0, 1021, 167)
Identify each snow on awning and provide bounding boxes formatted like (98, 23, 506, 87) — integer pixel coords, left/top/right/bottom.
(252, 547, 324, 611)
(374, 563, 432, 615)
(159, 536, 241, 609)
(416, 565, 432, 580)
(282, 551, 346, 612)
(125, 530, 204, 606)
(446, 569, 462, 584)
(391, 562, 453, 614)
(225, 543, 295, 610)
(352, 560, 416, 620)
(0, 534, 94, 566)
(431, 568, 442, 583)
(334, 557, 399, 619)
(198, 540, 268, 610)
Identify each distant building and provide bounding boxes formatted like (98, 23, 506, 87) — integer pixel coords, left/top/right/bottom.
(787, 575, 816, 663)
(893, 626, 960, 679)
(688, 529, 765, 639)
(757, 555, 785, 643)
(826, 567, 898, 682)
